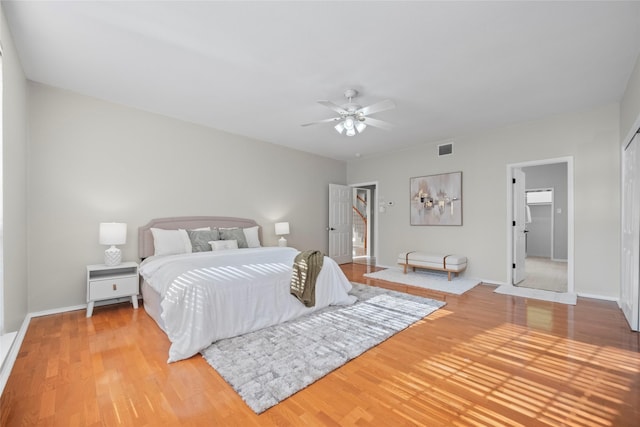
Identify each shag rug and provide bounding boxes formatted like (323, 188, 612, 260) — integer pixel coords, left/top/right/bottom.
(363, 268, 480, 295)
(201, 282, 445, 414)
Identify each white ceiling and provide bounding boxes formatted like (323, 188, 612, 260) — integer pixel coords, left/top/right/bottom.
(4, 1, 640, 161)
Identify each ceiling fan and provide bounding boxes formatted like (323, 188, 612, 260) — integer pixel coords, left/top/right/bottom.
(302, 89, 395, 136)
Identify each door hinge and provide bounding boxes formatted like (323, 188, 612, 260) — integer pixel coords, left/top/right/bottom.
(512, 221, 516, 226)
(512, 263, 516, 269)
(513, 178, 516, 184)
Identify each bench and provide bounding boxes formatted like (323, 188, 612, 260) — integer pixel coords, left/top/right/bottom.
(397, 252, 467, 281)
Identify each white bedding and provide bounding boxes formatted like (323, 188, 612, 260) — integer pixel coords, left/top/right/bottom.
(139, 247, 357, 362)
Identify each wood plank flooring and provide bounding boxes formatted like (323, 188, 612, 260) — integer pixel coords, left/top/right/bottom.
(1, 263, 639, 426)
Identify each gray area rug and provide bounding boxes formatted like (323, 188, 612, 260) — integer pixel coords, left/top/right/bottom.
(201, 282, 445, 414)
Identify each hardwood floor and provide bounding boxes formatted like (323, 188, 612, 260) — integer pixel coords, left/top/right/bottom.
(2, 263, 639, 426)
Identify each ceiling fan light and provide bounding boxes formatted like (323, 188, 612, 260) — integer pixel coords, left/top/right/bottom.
(344, 117, 355, 130)
(346, 128, 356, 137)
(355, 122, 367, 133)
(334, 122, 345, 134)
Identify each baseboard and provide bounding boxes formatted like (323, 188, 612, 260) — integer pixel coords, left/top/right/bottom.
(29, 304, 86, 318)
(375, 263, 397, 270)
(0, 333, 17, 371)
(29, 297, 140, 319)
(479, 279, 506, 287)
(576, 292, 619, 303)
(0, 315, 30, 397)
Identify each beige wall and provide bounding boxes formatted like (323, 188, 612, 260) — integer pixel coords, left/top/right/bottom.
(621, 54, 640, 141)
(27, 83, 346, 312)
(1, 5, 29, 332)
(347, 104, 620, 299)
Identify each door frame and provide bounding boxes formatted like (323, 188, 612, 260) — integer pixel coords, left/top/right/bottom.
(349, 181, 379, 262)
(506, 157, 574, 292)
(620, 129, 640, 330)
(526, 187, 555, 259)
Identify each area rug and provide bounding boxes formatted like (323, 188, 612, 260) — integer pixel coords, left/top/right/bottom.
(363, 268, 481, 295)
(200, 283, 445, 414)
(494, 285, 577, 305)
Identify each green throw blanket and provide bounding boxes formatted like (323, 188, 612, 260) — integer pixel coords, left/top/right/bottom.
(290, 250, 324, 307)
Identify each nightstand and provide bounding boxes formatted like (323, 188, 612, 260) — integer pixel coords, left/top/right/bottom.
(86, 262, 139, 317)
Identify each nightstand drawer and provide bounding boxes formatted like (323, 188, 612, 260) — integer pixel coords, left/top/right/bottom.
(89, 276, 138, 301)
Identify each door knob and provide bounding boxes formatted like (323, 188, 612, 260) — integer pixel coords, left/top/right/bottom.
(329, 227, 336, 231)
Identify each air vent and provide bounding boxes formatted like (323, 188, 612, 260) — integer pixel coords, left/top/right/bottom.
(438, 142, 453, 157)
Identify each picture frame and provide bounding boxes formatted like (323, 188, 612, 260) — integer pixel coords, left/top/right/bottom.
(410, 171, 462, 226)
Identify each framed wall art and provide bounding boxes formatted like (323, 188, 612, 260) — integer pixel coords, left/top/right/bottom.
(410, 171, 462, 226)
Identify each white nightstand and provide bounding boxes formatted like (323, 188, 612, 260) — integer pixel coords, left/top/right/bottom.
(86, 261, 139, 317)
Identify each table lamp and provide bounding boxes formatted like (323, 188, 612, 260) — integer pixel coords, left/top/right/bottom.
(99, 222, 127, 266)
(274, 222, 290, 247)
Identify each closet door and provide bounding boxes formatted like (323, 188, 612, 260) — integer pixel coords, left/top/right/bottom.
(621, 132, 640, 331)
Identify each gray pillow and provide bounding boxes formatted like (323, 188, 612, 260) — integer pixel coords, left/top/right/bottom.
(219, 227, 248, 248)
(187, 229, 220, 252)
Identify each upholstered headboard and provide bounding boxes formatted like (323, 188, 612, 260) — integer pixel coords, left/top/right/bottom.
(138, 216, 262, 259)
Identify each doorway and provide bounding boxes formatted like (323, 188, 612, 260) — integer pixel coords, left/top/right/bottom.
(351, 183, 377, 266)
(507, 158, 574, 294)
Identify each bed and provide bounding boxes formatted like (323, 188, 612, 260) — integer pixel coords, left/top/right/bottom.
(138, 216, 357, 362)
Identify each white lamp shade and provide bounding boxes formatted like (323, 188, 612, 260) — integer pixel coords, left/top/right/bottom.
(99, 223, 127, 246)
(275, 222, 290, 236)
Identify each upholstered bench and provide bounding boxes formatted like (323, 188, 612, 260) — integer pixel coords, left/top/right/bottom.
(397, 252, 467, 281)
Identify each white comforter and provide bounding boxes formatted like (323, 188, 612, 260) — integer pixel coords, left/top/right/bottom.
(139, 247, 357, 362)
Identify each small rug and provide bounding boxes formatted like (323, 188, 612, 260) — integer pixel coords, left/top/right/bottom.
(495, 285, 577, 305)
(363, 268, 480, 295)
(201, 283, 445, 414)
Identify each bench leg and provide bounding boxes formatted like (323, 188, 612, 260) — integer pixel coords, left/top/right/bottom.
(403, 264, 407, 274)
(448, 271, 452, 281)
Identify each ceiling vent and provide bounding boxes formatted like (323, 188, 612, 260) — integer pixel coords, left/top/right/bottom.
(438, 142, 453, 157)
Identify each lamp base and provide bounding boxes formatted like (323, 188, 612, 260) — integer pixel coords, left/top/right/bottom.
(278, 237, 287, 247)
(104, 246, 122, 266)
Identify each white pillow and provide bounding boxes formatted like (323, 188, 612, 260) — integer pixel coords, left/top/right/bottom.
(151, 228, 192, 256)
(209, 239, 238, 251)
(243, 226, 261, 248)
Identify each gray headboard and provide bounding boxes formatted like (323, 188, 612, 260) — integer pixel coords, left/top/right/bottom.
(138, 216, 262, 259)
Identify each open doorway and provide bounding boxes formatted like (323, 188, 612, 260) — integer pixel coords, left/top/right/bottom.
(351, 183, 377, 266)
(507, 158, 574, 294)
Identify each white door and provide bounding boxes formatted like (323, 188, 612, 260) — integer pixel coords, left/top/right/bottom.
(329, 184, 353, 264)
(621, 132, 640, 331)
(513, 169, 527, 284)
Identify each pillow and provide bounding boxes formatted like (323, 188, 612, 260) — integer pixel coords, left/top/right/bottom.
(219, 227, 248, 248)
(209, 239, 238, 251)
(243, 226, 261, 248)
(151, 228, 191, 256)
(186, 228, 220, 252)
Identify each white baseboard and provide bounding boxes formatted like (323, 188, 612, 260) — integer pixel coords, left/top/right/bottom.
(479, 279, 506, 287)
(29, 304, 86, 318)
(29, 297, 140, 319)
(0, 332, 17, 370)
(576, 292, 619, 303)
(0, 315, 30, 397)
(375, 263, 397, 270)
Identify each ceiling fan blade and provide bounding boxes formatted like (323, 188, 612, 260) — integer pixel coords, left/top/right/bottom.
(318, 100, 348, 115)
(301, 117, 341, 127)
(357, 99, 396, 116)
(362, 117, 395, 131)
